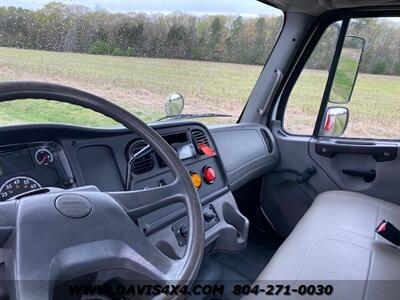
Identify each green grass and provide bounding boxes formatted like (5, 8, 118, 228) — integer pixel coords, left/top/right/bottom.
(0, 99, 117, 127)
(330, 56, 359, 102)
(0, 47, 398, 139)
(0, 47, 261, 103)
(0, 99, 163, 127)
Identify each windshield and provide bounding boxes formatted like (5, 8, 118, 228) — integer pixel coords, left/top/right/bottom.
(0, 0, 283, 126)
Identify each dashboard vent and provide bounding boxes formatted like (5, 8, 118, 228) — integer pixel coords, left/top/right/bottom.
(129, 141, 154, 174)
(261, 129, 273, 153)
(191, 129, 209, 152)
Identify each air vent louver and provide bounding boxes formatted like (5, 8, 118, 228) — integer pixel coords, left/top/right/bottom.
(129, 141, 154, 174)
(191, 129, 209, 153)
(261, 129, 273, 153)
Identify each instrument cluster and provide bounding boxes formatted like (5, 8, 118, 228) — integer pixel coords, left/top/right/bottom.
(0, 142, 74, 201)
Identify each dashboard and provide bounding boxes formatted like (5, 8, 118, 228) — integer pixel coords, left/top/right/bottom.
(0, 121, 279, 257)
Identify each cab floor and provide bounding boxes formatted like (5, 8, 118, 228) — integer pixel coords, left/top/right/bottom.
(192, 239, 277, 299)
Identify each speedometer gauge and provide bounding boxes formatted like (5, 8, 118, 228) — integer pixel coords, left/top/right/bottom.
(0, 176, 41, 201)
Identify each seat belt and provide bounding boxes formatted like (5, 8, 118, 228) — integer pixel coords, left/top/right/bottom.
(375, 220, 400, 246)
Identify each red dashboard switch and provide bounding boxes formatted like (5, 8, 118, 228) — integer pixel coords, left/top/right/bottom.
(199, 144, 215, 157)
(203, 166, 216, 184)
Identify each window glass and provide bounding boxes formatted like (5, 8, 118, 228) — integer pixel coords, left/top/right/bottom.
(339, 17, 400, 139)
(0, 1, 283, 126)
(284, 17, 400, 140)
(284, 22, 341, 135)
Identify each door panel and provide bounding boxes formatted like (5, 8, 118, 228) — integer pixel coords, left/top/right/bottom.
(310, 138, 400, 204)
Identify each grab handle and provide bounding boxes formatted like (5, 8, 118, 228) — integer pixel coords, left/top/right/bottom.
(258, 68, 283, 116)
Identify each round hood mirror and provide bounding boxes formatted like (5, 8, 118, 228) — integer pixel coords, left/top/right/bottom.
(165, 93, 184, 117)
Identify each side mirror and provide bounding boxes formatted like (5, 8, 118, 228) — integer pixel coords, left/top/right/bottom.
(321, 107, 349, 137)
(164, 93, 184, 117)
(329, 35, 365, 104)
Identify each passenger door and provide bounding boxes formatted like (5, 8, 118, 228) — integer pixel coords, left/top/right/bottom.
(262, 16, 400, 237)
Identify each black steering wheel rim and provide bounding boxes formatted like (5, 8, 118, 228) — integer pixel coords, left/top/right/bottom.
(0, 81, 204, 299)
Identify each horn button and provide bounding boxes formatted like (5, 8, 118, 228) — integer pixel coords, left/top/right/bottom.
(55, 194, 92, 218)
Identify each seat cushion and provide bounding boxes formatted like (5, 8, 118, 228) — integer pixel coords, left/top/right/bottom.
(248, 191, 400, 300)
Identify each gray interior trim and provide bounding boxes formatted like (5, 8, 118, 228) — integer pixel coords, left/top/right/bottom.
(210, 124, 279, 191)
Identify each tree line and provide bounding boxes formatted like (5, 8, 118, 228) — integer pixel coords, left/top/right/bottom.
(0, 2, 398, 75)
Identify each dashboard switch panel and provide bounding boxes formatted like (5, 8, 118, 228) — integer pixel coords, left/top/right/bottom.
(203, 205, 219, 230)
(171, 204, 219, 247)
(171, 220, 189, 247)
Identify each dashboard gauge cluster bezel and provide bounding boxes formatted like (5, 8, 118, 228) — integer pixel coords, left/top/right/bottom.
(0, 141, 74, 201)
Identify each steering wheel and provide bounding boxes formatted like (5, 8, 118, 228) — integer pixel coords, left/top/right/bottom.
(0, 82, 204, 299)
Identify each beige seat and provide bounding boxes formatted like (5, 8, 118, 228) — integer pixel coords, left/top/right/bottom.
(247, 191, 400, 300)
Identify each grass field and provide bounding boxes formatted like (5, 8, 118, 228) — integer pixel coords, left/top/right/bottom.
(0, 47, 398, 138)
(0, 47, 261, 125)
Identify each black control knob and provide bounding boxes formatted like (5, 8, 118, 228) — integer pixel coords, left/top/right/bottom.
(204, 211, 216, 222)
(178, 224, 189, 237)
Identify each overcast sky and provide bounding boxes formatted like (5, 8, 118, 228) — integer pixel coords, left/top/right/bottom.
(0, 0, 282, 16)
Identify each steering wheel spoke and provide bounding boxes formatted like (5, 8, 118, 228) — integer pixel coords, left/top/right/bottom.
(50, 239, 176, 284)
(0, 200, 16, 246)
(8, 273, 52, 300)
(109, 179, 187, 219)
(7, 239, 177, 300)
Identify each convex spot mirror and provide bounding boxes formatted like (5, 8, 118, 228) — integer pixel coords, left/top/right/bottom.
(165, 93, 184, 117)
(321, 107, 349, 137)
(329, 35, 365, 104)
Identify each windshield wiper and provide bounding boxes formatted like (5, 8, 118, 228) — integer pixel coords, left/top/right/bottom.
(158, 113, 232, 122)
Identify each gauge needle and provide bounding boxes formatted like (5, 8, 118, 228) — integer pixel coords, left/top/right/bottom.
(40, 157, 47, 164)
